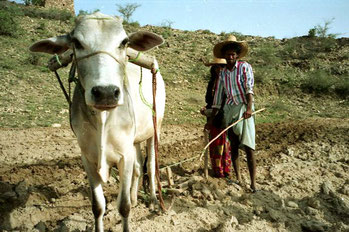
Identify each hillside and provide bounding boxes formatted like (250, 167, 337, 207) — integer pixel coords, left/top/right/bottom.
(0, 1, 348, 128)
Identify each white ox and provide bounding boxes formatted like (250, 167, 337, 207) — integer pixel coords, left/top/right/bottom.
(29, 13, 166, 232)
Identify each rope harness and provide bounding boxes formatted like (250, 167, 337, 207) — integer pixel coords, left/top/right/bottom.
(151, 67, 166, 211)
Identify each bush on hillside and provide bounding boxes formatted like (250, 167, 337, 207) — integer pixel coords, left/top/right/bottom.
(25, 53, 41, 66)
(1, 1, 73, 21)
(301, 70, 335, 94)
(0, 9, 21, 37)
(78, 9, 100, 16)
(253, 42, 282, 65)
(160, 27, 173, 39)
(282, 37, 337, 60)
(334, 76, 349, 98)
(308, 28, 316, 38)
(125, 21, 140, 27)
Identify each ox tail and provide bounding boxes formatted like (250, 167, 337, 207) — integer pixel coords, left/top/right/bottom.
(142, 154, 149, 193)
(97, 111, 110, 183)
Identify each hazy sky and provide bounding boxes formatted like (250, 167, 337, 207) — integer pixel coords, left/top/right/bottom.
(16, 0, 349, 38)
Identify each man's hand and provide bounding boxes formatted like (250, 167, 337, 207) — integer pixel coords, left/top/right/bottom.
(243, 108, 253, 119)
(244, 93, 253, 119)
(204, 118, 213, 131)
(200, 106, 206, 116)
(204, 108, 218, 131)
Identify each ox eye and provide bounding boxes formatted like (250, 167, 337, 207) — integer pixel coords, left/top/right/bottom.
(119, 38, 129, 48)
(72, 38, 84, 50)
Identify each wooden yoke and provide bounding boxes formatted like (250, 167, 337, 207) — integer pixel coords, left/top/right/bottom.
(48, 47, 155, 71)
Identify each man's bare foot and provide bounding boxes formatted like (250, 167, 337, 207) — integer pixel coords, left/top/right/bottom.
(250, 186, 260, 193)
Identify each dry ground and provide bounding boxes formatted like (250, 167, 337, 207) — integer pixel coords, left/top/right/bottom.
(0, 118, 348, 232)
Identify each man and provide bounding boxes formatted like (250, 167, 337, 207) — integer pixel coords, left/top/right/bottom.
(205, 35, 257, 192)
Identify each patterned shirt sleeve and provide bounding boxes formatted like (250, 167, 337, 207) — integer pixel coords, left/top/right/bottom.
(212, 70, 224, 109)
(243, 63, 254, 95)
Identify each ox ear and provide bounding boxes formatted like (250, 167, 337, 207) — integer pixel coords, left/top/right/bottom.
(29, 35, 71, 55)
(128, 31, 164, 52)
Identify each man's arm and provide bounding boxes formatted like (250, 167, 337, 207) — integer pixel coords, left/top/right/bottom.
(204, 108, 218, 130)
(243, 93, 253, 119)
(243, 63, 254, 119)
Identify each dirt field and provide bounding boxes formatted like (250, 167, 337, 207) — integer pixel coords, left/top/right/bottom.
(0, 118, 348, 232)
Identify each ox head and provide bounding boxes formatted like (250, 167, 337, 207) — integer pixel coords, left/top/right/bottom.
(30, 12, 163, 110)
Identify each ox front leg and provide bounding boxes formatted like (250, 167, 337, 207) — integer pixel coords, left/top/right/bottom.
(146, 137, 159, 211)
(82, 156, 106, 232)
(117, 151, 135, 232)
(130, 144, 143, 207)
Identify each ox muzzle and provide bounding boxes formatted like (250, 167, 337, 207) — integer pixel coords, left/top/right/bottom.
(91, 85, 120, 110)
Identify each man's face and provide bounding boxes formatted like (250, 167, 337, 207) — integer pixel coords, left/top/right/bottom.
(224, 49, 239, 64)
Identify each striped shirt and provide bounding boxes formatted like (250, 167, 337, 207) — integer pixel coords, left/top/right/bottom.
(212, 61, 254, 108)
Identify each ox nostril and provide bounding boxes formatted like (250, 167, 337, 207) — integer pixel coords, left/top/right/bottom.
(114, 87, 120, 99)
(91, 86, 102, 99)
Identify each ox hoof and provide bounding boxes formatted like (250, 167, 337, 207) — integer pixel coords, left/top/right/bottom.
(131, 199, 138, 208)
(149, 198, 160, 212)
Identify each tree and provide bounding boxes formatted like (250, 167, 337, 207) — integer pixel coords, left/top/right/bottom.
(116, 3, 141, 23)
(308, 18, 339, 38)
(160, 19, 174, 28)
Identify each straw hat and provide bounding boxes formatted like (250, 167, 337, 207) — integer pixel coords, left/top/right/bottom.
(213, 35, 248, 59)
(204, 57, 227, 66)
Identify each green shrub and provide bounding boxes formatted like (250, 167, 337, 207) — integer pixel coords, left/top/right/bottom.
(282, 37, 337, 60)
(0, 9, 21, 37)
(127, 21, 140, 27)
(308, 28, 316, 38)
(253, 66, 268, 84)
(282, 38, 314, 60)
(219, 31, 226, 37)
(161, 28, 173, 39)
(0, 2, 24, 16)
(201, 29, 212, 34)
(319, 37, 337, 52)
(78, 9, 100, 16)
(26, 53, 41, 66)
(1, 1, 73, 21)
(188, 63, 206, 82)
(31, 0, 44, 6)
(253, 43, 281, 65)
(301, 70, 335, 94)
(334, 76, 349, 98)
